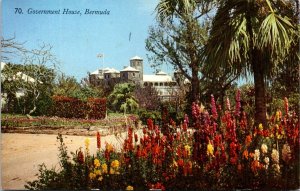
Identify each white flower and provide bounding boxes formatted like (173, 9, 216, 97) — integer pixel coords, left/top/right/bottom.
(254, 149, 260, 161)
(261, 144, 268, 154)
(271, 149, 280, 163)
(282, 144, 292, 162)
(264, 157, 270, 169)
(273, 164, 281, 174)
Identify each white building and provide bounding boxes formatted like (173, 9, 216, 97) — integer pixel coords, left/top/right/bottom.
(88, 56, 181, 101)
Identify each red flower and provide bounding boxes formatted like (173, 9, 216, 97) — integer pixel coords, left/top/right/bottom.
(177, 159, 184, 167)
(77, 150, 84, 164)
(96, 131, 101, 149)
(147, 119, 154, 130)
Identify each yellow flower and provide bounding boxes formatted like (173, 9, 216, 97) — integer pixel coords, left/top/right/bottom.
(94, 169, 101, 176)
(102, 163, 108, 174)
(109, 168, 115, 174)
(258, 123, 263, 130)
(172, 160, 178, 168)
(94, 159, 101, 168)
(85, 138, 90, 149)
(105, 143, 114, 152)
(89, 172, 96, 180)
(184, 145, 191, 156)
(126, 185, 134, 190)
(207, 142, 214, 156)
(111, 160, 120, 168)
(275, 111, 280, 121)
(98, 176, 103, 181)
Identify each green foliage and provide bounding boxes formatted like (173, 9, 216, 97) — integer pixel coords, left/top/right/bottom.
(138, 109, 161, 124)
(203, 0, 298, 124)
(1, 62, 56, 115)
(108, 83, 139, 113)
(54, 74, 104, 101)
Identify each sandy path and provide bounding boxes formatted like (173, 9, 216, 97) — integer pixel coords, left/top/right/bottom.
(1, 131, 140, 190)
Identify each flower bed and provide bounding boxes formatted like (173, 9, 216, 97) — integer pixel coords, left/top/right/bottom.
(25, 96, 299, 190)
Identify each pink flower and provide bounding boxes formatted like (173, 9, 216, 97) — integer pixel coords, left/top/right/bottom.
(235, 89, 241, 117)
(211, 94, 218, 120)
(284, 97, 289, 116)
(226, 97, 231, 111)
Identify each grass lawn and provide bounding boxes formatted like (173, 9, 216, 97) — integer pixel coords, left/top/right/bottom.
(1, 113, 138, 128)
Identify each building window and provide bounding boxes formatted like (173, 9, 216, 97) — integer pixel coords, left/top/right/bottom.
(160, 82, 163, 86)
(132, 73, 135, 77)
(144, 82, 148, 86)
(154, 82, 158, 86)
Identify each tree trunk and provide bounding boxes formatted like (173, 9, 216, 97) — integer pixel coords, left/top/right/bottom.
(252, 49, 267, 126)
(246, 2, 267, 126)
(191, 68, 200, 103)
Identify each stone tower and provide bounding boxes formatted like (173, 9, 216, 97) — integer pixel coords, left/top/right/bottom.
(130, 56, 143, 81)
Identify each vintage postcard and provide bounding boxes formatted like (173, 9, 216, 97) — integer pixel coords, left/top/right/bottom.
(2, 0, 299, 190)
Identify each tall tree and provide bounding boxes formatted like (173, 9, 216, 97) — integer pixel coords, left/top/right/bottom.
(21, 43, 58, 116)
(147, 0, 218, 104)
(204, 0, 298, 125)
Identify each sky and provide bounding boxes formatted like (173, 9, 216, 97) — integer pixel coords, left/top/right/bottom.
(2, 0, 170, 81)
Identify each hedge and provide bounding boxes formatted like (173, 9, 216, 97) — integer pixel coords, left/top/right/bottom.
(51, 96, 106, 119)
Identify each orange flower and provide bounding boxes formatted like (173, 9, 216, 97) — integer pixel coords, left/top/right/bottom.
(245, 135, 252, 147)
(243, 150, 249, 160)
(249, 152, 254, 158)
(251, 160, 261, 174)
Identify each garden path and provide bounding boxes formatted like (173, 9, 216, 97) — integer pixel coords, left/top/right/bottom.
(1, 130, 142, 190)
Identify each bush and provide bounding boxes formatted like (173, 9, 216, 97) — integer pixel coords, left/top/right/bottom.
(51, 96, 106, 119)
(138, 109, 161, 124)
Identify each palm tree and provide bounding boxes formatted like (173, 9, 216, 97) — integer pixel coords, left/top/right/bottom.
(204, 0, 298, 125)
(108, 83, 139, 114)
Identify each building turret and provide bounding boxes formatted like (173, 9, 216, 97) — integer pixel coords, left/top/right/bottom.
(130, 56, 143, 82)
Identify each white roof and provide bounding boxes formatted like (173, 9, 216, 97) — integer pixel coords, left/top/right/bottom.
(104, 68, 120, 74)
(143, 74, 173, 82)
(91, 70, 100, 75)
(184, 78, 191, 84)
(130, 56, 143, 60)
(16, 72, 36, 83)
(91, 67, 113, 75)
(156, 71, 167, 75)
(120, 66, 139, 72)
(1, 62, 38, 83)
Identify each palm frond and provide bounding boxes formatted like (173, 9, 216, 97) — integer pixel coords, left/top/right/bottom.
(256, 12, 294, 60)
